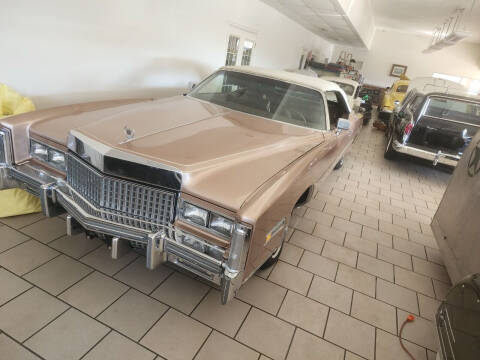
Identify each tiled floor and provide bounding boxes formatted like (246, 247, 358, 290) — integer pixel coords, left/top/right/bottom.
(0, 117, 452, 360)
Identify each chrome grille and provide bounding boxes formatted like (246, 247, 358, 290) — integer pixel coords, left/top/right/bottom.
(66, 154, 176, 232)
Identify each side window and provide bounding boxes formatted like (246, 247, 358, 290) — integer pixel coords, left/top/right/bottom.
(326, 91, 350, 128)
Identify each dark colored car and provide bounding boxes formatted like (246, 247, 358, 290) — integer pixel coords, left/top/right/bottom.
(384, 89, 480, 167)
(435, 273, 480, 360)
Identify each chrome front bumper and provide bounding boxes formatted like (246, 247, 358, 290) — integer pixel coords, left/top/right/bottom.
(1, 162, 246, 304)
(392, 140, 460, 167)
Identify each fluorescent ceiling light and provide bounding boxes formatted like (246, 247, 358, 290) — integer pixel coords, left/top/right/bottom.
(442, 31, 471, 44)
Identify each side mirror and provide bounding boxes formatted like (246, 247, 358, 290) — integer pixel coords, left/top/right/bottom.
(337, 118, 350, 130)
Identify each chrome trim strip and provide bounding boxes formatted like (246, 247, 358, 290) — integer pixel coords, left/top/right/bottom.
(392, 140, 460, 166)
(0, 127, 14, 165)
(69, 130, 182, 173)
(423, 114, 480, 128)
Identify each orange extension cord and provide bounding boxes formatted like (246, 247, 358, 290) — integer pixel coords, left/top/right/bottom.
(399, 315, 417, 360)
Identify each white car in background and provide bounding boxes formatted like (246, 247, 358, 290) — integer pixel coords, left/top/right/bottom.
(321, 76, 362, 110)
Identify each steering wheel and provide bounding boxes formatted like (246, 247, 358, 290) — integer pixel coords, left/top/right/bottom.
(285, 109, 308, 127)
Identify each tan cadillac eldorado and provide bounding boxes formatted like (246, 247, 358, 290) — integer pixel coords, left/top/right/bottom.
(0, 66, 361, 303)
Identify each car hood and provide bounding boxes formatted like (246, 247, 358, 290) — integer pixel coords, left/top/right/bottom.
(31, 96, 325, 211)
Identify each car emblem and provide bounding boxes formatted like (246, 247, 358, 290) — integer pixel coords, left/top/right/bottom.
(467, 140, 480, 177)
(123, 126, 135, 141)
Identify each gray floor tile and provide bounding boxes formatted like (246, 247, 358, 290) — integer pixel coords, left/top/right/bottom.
(351, 292, 397, 334)
(322, 241, 357, 267)
(376, 278, 419, 314)
(395, 266, 435, 297)
(114, 256, 173, 294)
(336, 264, 375, 297)
(0, 240, 59, 275)
(98, 289, 168, 341)
(278, 291, 329, 336)
(59, 271, 128, 317)
(192, 289, 250, 337)
(397, 309, 436, 351)
(236, 275, 287, 315)
(279, 243, 304, 266)
(0, 287, 68, 342)
(376, 329, 427, 360)
(289, 230, 325, 254)
(150, 271, 209, 314)
(83, 331, 156, 360)
(324, 309, 375, 360)
(0, 333, 41, 360)
(308, 275, 352, 314)
(357, 253, 394, 282)
(268, 261, 313, 295)
(49, 232, 103, 258)
(287, 329, 344, 360)
(0, 268, 32, 306)
(298, 250, 338, 280)
(25, 308, 109, 360)
(236, 308, 295, 360)
(20, 217, 66, 243)
(24, 254, 92, 295)
(0, 213, 44, 229)
(195, 331, 259, 360)
(80, 244, 138, 276)
(140, 308, 211, 360)
(0, 225, 30, 253)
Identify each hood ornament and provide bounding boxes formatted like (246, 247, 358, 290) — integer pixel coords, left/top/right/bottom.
(123, 126, 135, 142)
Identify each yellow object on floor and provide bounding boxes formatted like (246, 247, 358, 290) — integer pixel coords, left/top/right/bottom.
(0, 84, 39, 217)
(0, 83, 35, 118)
(0, 188, 42, 218)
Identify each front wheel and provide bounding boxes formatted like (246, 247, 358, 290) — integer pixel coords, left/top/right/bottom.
(259, 242, 283, 270)
(384, 130, 397, 160)
(334, 158, 344, 170)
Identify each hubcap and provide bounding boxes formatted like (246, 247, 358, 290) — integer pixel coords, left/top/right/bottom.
(272, 246, 282, 259)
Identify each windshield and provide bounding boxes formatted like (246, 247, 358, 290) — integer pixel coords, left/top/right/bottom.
(190, 70, 327, 130)
(425, 97, 480, 125)
(333, 82, 355, 96)
(396, 85, 408, 93)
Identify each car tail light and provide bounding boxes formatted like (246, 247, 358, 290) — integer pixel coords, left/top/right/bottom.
(404, 123, 414, 135)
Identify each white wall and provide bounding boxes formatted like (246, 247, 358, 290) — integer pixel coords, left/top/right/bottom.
(0, 0, 334, 109)
(333, 28, 480, 87)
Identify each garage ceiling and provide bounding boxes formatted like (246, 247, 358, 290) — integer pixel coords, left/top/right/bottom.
(261, 0, 365, 47)
(371, 0, 480, 43)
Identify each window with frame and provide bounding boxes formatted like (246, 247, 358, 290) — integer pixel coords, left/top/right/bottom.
(241, 40, 255, 66)
(225, 35, 240, 66)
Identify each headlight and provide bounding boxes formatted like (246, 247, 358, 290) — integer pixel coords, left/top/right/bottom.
(48, 150, 65, 170)
(180, 201, 235, 239)
(31, 141, 48, 160)
(30, 140, 66, 171)
(209, 213, 233, 237)
(183, 202, 209, 226)
(177, 232, 225, 261)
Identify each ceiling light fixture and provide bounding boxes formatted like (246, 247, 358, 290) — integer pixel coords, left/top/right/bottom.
(422, 1, 475, 53)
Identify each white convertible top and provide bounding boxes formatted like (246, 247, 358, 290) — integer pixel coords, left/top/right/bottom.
(321, 76, 359, 87)
(221, 66, 342, 93)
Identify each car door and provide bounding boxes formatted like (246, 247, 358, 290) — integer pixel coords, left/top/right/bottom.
(324, 90, 354, 164)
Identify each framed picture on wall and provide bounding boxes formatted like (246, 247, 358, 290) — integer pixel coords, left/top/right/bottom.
(390, 64, 408, 77)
